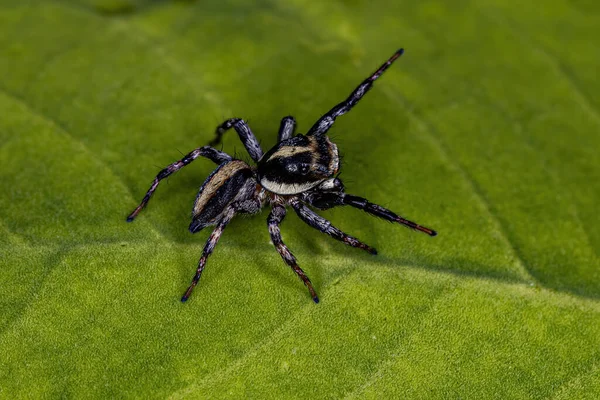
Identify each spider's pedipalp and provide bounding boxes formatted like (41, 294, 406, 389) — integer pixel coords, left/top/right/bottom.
(307, 48, 405, 137)
(316, 177, 344, 192)
(277, 116, 296, 142)
(182, 206, 236, 302)
(268, 204, 319, 303)
(211, 118, 263, 162)
(126, 146, 232, 222)
(291, 201, 377, 255)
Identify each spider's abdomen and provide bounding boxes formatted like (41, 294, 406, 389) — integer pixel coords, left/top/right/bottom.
(257, 134, 339, 195)
(189, 160, 255, 233)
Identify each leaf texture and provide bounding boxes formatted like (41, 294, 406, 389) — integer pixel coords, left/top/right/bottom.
(0, 0, 599, 398)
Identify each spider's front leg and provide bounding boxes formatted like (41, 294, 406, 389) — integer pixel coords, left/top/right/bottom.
(290, 200, 377, 254)
(307, 49, 404, 137)
(210, 118, 264, 162)
(342, 194, 437, 236)
(126, 146, 232, 222)
(181, 206, 236, 302)
(302, 184, 437, 236)
(268, 204, 319, 303)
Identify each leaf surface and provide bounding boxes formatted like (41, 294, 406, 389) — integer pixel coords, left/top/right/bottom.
(1, 0, 599, 398)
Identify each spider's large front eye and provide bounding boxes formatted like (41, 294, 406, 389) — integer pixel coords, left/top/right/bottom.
(285, 163, 310, 175)
(299, 163, 310, 175)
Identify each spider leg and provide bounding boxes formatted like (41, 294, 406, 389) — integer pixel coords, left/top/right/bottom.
(126, 146, 232, 222)
(268, 204, 319, 303)
(307, 49, 404, 137)
(303, 191, 437, 237)
(291, 201, 377, 255)
(181, 206, 236, 302)
(277, 116, 296, 142)
(342, 194, 437, 236)
(210, 118, 264, 162)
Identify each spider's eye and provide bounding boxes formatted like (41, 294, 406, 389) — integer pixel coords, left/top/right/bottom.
(299, 164, 310, 175)
(285, 163, 310, 175)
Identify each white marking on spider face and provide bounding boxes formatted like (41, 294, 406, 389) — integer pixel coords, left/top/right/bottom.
(260, 178, 322, 195)
(318, 179, 337, 191)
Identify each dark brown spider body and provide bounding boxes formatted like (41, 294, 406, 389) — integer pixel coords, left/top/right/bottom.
(127, 48, 437, 304)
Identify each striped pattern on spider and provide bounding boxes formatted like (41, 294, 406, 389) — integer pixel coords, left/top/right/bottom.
(127, 48, 437, 304)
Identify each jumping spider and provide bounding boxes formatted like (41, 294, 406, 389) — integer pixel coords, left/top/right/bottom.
(127, 48, 437, 303)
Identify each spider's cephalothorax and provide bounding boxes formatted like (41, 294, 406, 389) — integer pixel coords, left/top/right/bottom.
(257, 133, 339, 195)
(127, 48, 437, 304)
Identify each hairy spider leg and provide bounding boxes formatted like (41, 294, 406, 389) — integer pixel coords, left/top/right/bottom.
(342, 194, 437, 236)
(306, 192, 437, 237)
(210, 118, 264, 162)
(126, 146, 232, 222)
(307, 48, 405, 137)
(291, 201, 378, 255)
(277, 116, 297, 142)
(268, 204, 319, 303)
(181, 207, 236, 302)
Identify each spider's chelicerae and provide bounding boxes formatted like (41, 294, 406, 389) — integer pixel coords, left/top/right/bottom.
(127, 48, 437, 303)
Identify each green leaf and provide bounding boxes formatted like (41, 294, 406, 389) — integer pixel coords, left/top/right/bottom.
(1, 0, 599, 398)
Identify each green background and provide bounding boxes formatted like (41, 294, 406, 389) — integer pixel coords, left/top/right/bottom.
(1, 0, 599, 398)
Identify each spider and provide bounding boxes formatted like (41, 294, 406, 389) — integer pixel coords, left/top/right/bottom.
(126, 48, 437, 303)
